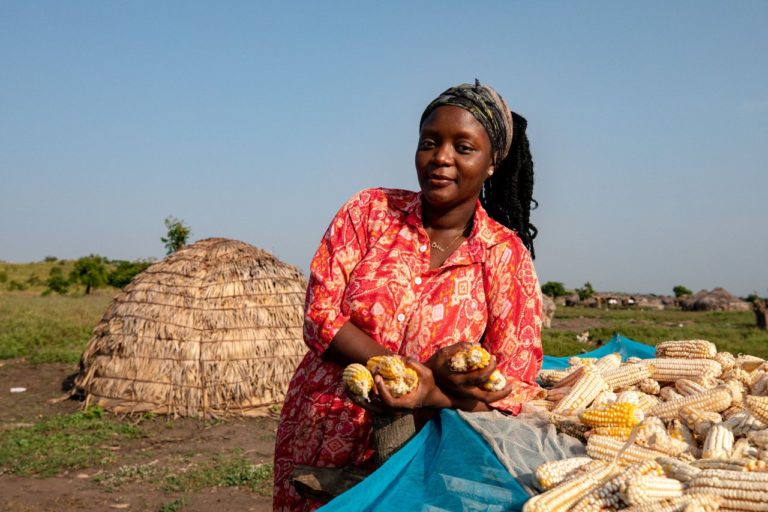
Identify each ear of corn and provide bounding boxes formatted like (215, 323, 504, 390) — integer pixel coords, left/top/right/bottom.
(366, 355, 406, 380)
(523, 462, 620, 512)
(679, 406, 722, 439)
(660, 386, 685, 402)
(593, 353, 623, 374)
(552, 367, 608, 415)
(746, 395, 768, 424)
(715, 351, 736, 372)
(343, 363, 374, 400)
(646, 358, 723, 383)
(481, 369, 506, 392)
(571, 460, 663, 512)
(736, 355, 765, 372)
(649, 386, 736, 420)
(539, 368, 574, 387)
(449, 345, 491, 372)
(580, 402, 644, 428)
(604, 363, 654, 390)
(701, 424, 735, 459)
(687, 469, 768, 509)
(723, 410, 766, 436)
(549, 413, 590, 443)
(656, 340, 717, 359)
(747, 429, 768, 448)
(675, 379, 709, 396)
(586, 435, 669, 465)
(621, 474, 685, 506)
(657, 456, 701, 483)
(639, 378, 661, 395)
(534, 456, 594, 490)
(589, 426, 634, 440)
(732, 438, 758, 460)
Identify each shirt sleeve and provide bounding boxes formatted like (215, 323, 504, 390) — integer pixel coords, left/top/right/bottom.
(302, 190, 372, 356)
(481, 238, 545, 414)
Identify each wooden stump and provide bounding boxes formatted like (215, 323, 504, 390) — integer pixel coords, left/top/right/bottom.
(290, 411, 416, 502)
(755, 299, 767, 330)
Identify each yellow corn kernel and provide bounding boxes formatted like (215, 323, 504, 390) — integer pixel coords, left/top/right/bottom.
(343, 363, 374, 401)
(366, 355, 406, 380)
(580, 401, 644, 428)
(589, 426, 633, 439)
(449, 345, 491, 372)
(481, 369, 506, 392)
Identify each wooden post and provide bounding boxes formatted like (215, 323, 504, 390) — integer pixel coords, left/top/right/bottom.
(372, 412, 416, 465)
(755, 299, 767, 330)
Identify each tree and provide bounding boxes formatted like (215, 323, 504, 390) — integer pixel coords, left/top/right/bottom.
(108, 259, 152, 288)
(673, 285, 692, 298)
(45, 266, 69, 295)
(577, 282, 594, 301)
(541, 281, 567, 298)
(69, 255, 108, 295)
(161, 216, 191, 255)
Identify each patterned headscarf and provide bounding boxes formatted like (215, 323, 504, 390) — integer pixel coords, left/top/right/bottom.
(419, 79, 514, 165)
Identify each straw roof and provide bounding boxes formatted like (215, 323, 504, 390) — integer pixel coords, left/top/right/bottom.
(680, 287, 751, 312)
(75, 238, 308, 417)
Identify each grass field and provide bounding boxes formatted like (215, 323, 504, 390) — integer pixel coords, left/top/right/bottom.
(1, 289, 766, 363)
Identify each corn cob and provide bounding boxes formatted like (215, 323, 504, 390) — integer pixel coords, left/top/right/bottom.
(646, 358, 723, 382)
(481, 369, 506, 392)
(732, 438, 759, 460)
(589, 426, 634, 440)
(571, 460, 663, 512)
(366, 355, 406, 379)
(449, 345, 491, 372)
(636, 392, 662, 413)
(386, 367, 418, 397)
(746, 460, 768, 472)
(687, 469, 768, 510)
(702, 424, 735, 459)
(622, 494, 722, 512)
(568, 356, 596, 367)
(549, 413, 590, 443)
(637, 429, 691, 458)
(604, 363, 654, 390)
(723, 368, 753, 389)
(592, 390, 618, 407)
(649, 385, 737, 420)
(621, 474, 685, 506)
(715, 351, 736, 372)
(723, 410, 767, 436)
(736, 355, 766, 372)
(586, 435, 669, 465)
(746, 396, 768, 424)
(617, 390, 641, 404)
(580, 401, 645, 428)
(627, 356, 643, 363)
(676, 379, 709, 396)
(657, 456, 701, 483)
(679, 406, 722, 439)
(538, 368, 576, 387)
(534, 456, 594, 490)
(750, 373, 768, 396)
(593, 353, 623, 374)
(551, 367, 608, 415)
(690, 458, 753, 471)
(667, 419, 702, 458)
(656, 340, 717, 359)
(525, 399, 555, 412)
(343, 363, 374, 400)
(747, 429, 768, 448)
(523, 461, 620, 512)
(660, 386, 685, 402)
(639, 378, 661, 395)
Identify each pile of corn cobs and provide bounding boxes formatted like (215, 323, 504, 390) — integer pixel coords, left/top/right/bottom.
(526, 340, 768, 512)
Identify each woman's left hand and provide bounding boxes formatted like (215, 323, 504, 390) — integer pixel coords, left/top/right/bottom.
(426, 342, 510, 403)
(373, 358, 453, 411)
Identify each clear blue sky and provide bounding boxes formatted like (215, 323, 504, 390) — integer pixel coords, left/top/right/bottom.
(1, 1, 766, 297)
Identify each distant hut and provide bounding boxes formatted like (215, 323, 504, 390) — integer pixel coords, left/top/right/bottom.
(74, 238, 308, 417)
(680, 287, 751, 312)
(542, 295, 556, 328)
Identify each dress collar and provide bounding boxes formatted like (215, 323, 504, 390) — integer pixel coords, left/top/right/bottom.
(388, 188, 518, 263)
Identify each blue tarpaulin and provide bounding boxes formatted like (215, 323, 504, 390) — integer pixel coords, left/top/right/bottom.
(320, 334, 655, 512)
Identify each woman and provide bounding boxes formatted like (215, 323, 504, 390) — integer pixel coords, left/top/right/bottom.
(273, 81, 543, 511)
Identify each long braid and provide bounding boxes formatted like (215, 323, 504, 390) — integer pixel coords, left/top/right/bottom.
(480, 111, 537, 258)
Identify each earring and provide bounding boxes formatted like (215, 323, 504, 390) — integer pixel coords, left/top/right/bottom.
(488, 170, 494, 176)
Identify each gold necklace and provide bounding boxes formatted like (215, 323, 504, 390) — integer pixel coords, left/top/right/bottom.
(430, 229, 466, 253)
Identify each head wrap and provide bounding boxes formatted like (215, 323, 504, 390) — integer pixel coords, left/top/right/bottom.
(420, 79, 514, 165)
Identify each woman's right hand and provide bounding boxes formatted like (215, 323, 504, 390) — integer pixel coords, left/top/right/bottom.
(425, 342, 503, 403)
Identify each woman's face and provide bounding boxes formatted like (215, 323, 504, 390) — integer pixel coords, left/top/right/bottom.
(415, 105, 493, 213)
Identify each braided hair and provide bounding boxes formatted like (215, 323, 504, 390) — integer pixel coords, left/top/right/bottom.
(480, 111, 538, 258)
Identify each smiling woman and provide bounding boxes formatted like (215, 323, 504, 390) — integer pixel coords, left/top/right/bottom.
(272, 81, 543, 512)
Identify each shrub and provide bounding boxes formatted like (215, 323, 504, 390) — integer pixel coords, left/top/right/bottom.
(673, 285, 692, 298)
(45, 266, 69, 295)
(69, 255, 108, 295)
(43, 256, 58, 262)
(541, 281, 567, 298)
(576, 282, 594, 301)
(107, 260, 152, 288)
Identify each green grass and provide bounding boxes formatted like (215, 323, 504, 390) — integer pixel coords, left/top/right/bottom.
(0, 291, 113, 363)
(0, 406, 142, 477)
(543, 306, 768, 358)
(162, 450, 273, 495)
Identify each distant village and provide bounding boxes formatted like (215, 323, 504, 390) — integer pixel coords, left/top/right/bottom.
(554, 287, 752, 312)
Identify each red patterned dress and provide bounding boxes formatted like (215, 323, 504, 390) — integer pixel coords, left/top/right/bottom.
(273, 188, 543, 511)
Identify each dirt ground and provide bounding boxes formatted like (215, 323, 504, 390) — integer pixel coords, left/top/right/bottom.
(0, 360, 278, 512)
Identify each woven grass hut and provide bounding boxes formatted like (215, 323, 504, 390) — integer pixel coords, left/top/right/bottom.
(75, 238, 308, 417)
(680, 287, 751, 312)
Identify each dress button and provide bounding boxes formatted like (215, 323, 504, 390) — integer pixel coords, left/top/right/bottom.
(397, 313, 406, 322)
(419, 244, 427, 253)
(414, 277, 422, 285)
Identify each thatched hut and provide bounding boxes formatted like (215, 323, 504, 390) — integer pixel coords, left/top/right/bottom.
(680, 287, 751, 312)
(75, 238, 308, 417)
